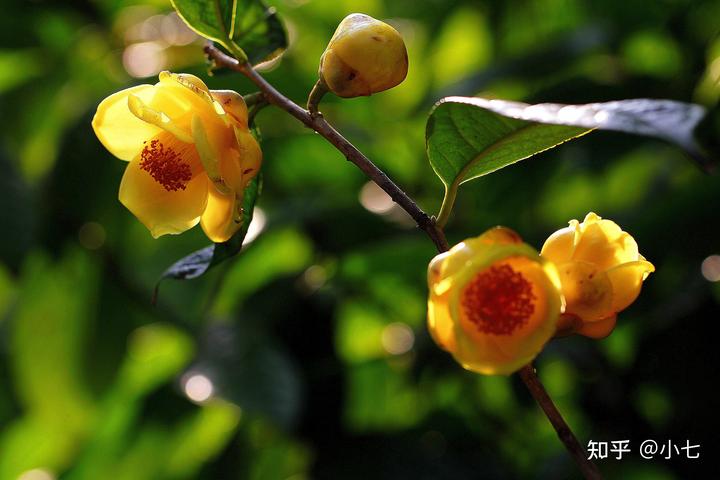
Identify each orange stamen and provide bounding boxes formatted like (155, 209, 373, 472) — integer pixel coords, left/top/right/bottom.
(461, 264, 536, 335)
(139, 139, 192, 192)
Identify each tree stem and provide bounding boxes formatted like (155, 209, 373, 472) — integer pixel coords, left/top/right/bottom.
(204, 42, 600, 479)
(518, 365, 603, 479)
(205, 43, 448, 252)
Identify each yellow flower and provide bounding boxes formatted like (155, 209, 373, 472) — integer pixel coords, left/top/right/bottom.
(541, 212, 655, 338)
(319, 13, 408, 98)
(427, 227, 563, 375)
(92, 72, 262, 242)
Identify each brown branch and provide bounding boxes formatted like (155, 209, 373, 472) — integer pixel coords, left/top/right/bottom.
(519, 365, 603, 479)
(204, 42, 600, 479)
(205, 44, 448, 253)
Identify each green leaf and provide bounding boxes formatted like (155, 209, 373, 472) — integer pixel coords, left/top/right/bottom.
(153, 172, 262, 301)
(171, 0, 286, 65)
(427, 96, 714, 226)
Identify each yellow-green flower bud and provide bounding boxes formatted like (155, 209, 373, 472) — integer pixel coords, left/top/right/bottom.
(319, 13, 408, 98)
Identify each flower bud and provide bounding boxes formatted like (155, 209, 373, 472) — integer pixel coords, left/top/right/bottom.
(319, 13, 408, 98)
(541, 212, 654, 338)
(427, 227, 563, 375)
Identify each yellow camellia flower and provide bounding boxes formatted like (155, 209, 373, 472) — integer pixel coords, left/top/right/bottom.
(427, 227, 563, 375)
(92, 71, 262, 243)
(319, 13, 408, 98)
(541, 212, 655, 339)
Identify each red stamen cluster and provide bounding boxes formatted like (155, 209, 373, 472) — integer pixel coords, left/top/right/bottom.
(461, 264, 536, 335)
(139, 139, 192, 191)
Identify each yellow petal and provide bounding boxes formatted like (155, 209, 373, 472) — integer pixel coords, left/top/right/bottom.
(127, 94, 193, 143)
(211, 90, 249, 128)
(606, 260, 655, 312)
(427, 292, 457, 352)
(452, 328, 506, 375)
(450, 256, 561, 375)
(465, 226, 523, 249)
(153, 75, 228, 135)
(191, 114, 232, 195)
(434, 228, 527, 293)
(540, 221, 578, 264)
(200, 182, 242, 243)
(577, 315, 617, 339)
(572, 217, 640, 270)
(147, 79, 212, 126)
(556, 260, 614, 322)
(92, 84, 161, 161)
(159, 71, 212, 100)
(231, 128, 262, 189)
(119, 133, 208, 238)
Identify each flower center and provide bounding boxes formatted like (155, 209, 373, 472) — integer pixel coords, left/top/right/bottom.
(139, 139, 192, 192)
(461, 263, 536, 335)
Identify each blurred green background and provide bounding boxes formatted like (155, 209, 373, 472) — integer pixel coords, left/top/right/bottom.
(1, 0, 719, 478)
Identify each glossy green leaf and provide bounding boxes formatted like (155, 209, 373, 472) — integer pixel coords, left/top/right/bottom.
(171, 0, 286, 65)
(427, 96, 713, 226)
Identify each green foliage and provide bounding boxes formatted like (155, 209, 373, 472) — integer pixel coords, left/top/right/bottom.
(426, 100, 589, 187)
(427, 96, 713, 225)
(171, 0, 286, 64)
(427, 98, 588, 225)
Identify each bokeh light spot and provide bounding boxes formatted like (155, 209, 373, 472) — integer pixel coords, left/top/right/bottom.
(123, 41, 166, 78)
(381, 322, 415, 355)
(17, 469, 55, 480)
(243, 207, 266, 246)
(301, 264, 327, 292)
(360, 181, 395, 214)
(182, 372, 214, 404)
(701, 255, 720, 282)
(78, 221, 106, 250)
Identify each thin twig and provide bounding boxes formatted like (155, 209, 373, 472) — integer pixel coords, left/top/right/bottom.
(204, 42, 599, 479)
(519, 365, 603, 479)
(205, 43, 448, 253)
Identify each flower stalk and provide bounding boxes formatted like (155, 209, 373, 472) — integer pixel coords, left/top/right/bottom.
(307, 78, 329, 116)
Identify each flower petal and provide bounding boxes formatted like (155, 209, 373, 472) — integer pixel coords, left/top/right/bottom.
(572, 216, 640, 270)
(540, 222, 578, 263)
(576, 315, 617, 339)
(127, 93, 193, 143)
(119, 134, 208, 238)
(92, 84, 160, 161)
(229, 128, 262, 190)
(156, 72, 226, 129)
(606, 260, 655, 312)
(191, 114, 232, 195)
(200, 183, 243, 243)
(211, 90, 249, 128)
(450, 256, 561, 375)
(556, 260, 614, 322)
(427, 291, 457, 352)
